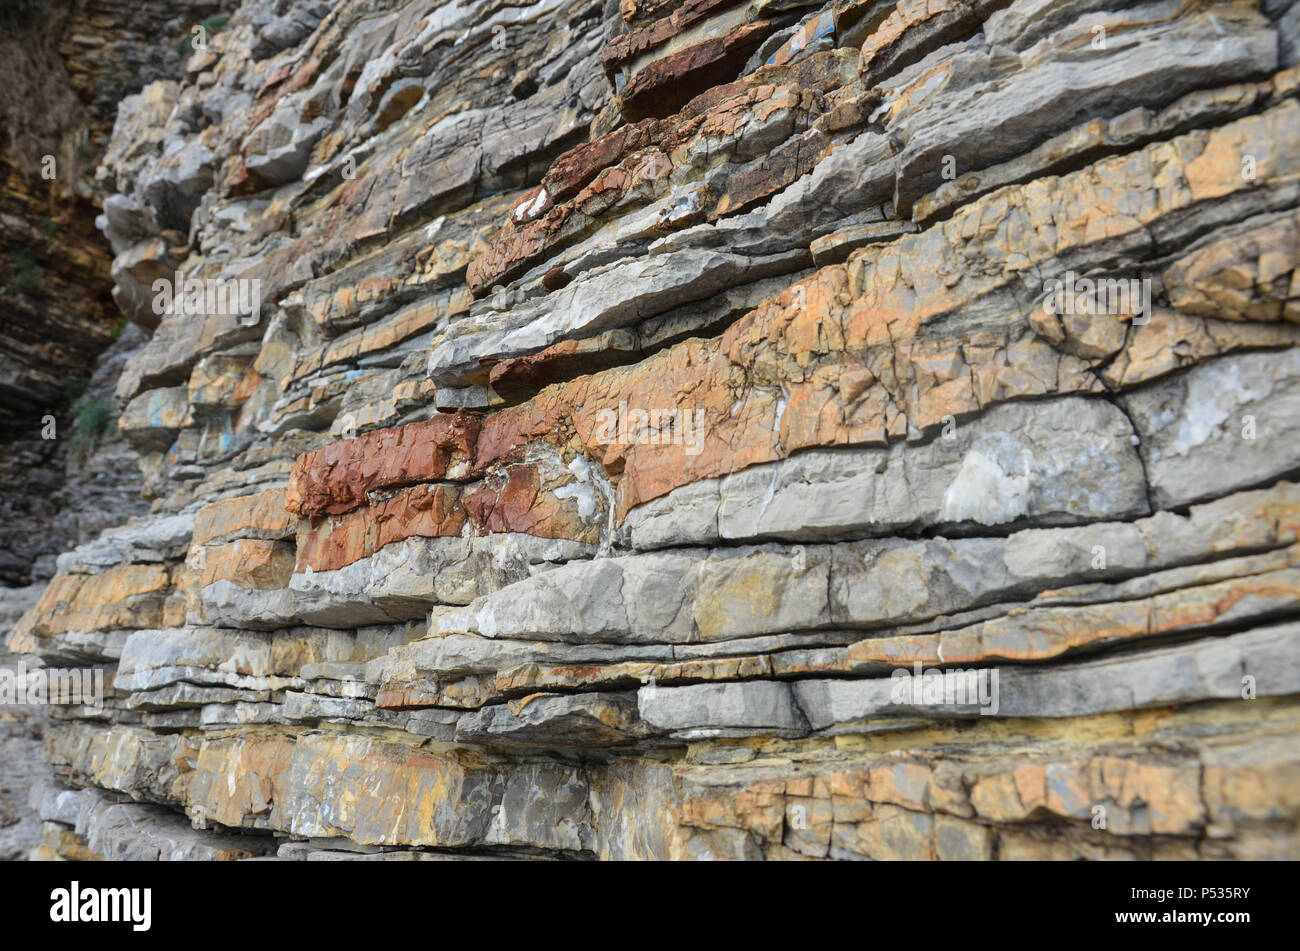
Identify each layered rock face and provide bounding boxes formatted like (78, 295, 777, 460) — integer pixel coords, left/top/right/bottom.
(0, 0, 200, 438)
(0, 0, 202, 584)
(9, 0, 1300, 859)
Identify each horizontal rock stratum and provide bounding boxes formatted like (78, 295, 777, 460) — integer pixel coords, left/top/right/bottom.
(8, 0, 1300, 861)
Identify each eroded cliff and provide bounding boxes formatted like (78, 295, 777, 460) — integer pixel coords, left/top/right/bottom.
(7, 0, 1300, 860)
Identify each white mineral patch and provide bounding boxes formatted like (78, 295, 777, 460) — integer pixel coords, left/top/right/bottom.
(553, 456, 599, 519)
(515, 187, 549, 222)
(941, 448, 1032, 523)
(1166, 360, 1270, 457)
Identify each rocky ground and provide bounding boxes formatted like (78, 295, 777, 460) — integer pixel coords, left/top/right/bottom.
(3, 0, 1300, 859)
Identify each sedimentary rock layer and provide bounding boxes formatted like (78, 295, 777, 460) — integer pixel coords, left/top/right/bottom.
(8, 0, 1300, 860)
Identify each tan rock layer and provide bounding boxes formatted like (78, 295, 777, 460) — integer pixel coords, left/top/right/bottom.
(43, 700, 1300, 858)
(200, 539, 297, 591)
(193, 488, 294, 547)
(14, 564, 172, 639)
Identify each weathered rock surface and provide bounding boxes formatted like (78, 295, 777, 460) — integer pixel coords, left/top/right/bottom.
(8, 0, 1300, 860)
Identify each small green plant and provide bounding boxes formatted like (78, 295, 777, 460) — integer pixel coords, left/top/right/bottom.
(62, 374, 87, 402)
(42, 215, 60, 239)
(111, 313, 129, 339)
(68, 396, 113, 464)
(74, 138, 92, 161)
(6, 248, 45, 298)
